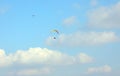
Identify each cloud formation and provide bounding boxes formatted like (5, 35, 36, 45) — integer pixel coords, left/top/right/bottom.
(46, 31, 118, 47)
(87, 65, 112, 74)
(0, 48, 93, 67)
(0, 48, 74, 66)
(88, 1, 120, 28)
(0, 49, 12, 67)
(0, 48, 95, 76)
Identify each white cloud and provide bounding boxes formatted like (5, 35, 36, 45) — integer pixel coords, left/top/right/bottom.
(63, 16, 79, 26)
(11, 48, 75, 65)
(87, 65, 112, 74)
(77, 53, 93, 64)
(0, 48, 94, 76)
(8, 67, 52, 76)
(0, 49, 12, 67)
(88, 2, 120, 28)
(0, 48, 94, 68)
(46, 31, 118, 47)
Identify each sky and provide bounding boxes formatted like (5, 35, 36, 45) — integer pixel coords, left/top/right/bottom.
(0, 0, 120, 76)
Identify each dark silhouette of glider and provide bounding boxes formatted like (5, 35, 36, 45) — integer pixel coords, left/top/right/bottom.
(51, 29, 59, 39)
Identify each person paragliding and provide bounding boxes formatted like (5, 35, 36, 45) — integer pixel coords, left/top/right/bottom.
(51, 29, 59, 39)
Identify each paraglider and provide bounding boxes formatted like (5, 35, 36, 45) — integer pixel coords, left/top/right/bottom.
(51, 29, 59, 39)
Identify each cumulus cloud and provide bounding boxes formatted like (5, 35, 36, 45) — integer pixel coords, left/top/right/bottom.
(0, 48, 94, 76)
(0, 49, 12, 67)
(0, 48, 94, 68)
(62, 16, 79, 26)
(46, 31, 118, 47)
(88, 1, 120, 28)
(10, 48, 75, 65)
(87, 65, 112, 74)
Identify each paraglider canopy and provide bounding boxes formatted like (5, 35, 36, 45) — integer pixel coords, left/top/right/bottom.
(52, 29, 59, 34)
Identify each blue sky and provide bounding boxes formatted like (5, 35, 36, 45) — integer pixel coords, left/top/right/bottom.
(0, 0, 120, 76)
